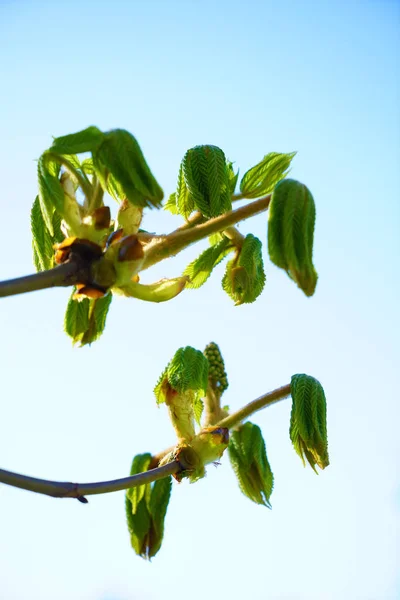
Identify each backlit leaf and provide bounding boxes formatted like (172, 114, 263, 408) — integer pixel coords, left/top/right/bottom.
(228, 422, 274, 507)
(50, 126, 104, 155)
(268, 178, 318, 296)
(93, 129, 163, 208)
(222, 234, 266, 304)
(64, 293, 112, 346)
(290, 374, 329, 472)
(31, 196, 63, 272)
(182, 145, 231, 218)
(126, 453, 172, 559)
(240, 152, 296, 198)
(183, 237, 233, 289)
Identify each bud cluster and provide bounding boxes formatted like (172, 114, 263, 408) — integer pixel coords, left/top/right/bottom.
(204, 342, 229, 395)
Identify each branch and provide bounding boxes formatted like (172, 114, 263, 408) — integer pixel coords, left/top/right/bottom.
(0, 384, 291, 501)
(141, 194, 271, 271)
(216, 384, 292, 430)
(0, 461, 181, 502)
(0, 260, 82, 298)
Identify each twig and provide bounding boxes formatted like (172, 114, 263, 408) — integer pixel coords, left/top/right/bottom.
(0, 461, 181, 502)
(142, 193, 271, 271)
(216, 384, 292, 430)
(0, 261, 82, 298)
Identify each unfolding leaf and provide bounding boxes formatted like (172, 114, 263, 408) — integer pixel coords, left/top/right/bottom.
(154, 347, 209, 441)
(182, 145, 232, 218)
(93, 129, 163, 208)
(222, 233, 266, 304)
(268, 178, 318, 296)
(37, 155, 64, 235)
(163, 192, 179, 214)
(126, 453, 172, 559)
(64, 293, 112, 346)
(176, 162, 194, 218)
(31, 196, 63, 272)
(290, 374, 329, 472)
(167, 346, 209, 396)
(126, 454, 152, 513)
(228, 422, 274, 507)
(80, 158, 95, 175)
(50, 126, 104, 155)
(227, 161, 239, 195)
(183, 237, 233, 289)
(193, 397, 204, 426)
(240, 151, 296, 198)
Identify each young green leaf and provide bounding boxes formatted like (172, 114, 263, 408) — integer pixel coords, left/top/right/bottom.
(126, 453, 152, 513)
(166, 346, 209, 396)
(228, 422, 274, 507)
(93, 129, 163, 208)
(163, 192, 179, 214)
(227, 161, 239, 195)
(175, 162, 195, 218)
(147, 476, 172, 558)
(290, 374, 329, 472)
(154, 346, 209, 441)
(64, 293, 112, 346)
(240, 151, 296, 199)
(182, 145, 232, 218)
(268, 178, 318, 296)
(183, 237, 234, 289)
(37, 155, 64, 235)
(80, 158, 95, 176)
(222, 233, 266, 305)
(126, 453, 172, 560)
(49, 126, 104, 155)
(193, 397, 204, 426)
(31, 196, 63, 272)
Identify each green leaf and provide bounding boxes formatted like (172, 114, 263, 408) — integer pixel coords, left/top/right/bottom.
(50, 126, 104, 155)
(222, 234, 266, 305)
(64, 293, 112, 346)
(183, 237, 233, 289)
(154, 346, 209, 441)
(126, 453, 152, 513)
(31, 196, 63, 272)
(163, 192, 179, 214)
(80, 158, 95, 176)
(126, 453, 172, 559)
(227, 161, 239, 195)
(153, 366, 169, 404)
(126, 495, 152, 557)
(268, 178, 318, 296)
(93, 129, 163, 208)
(228, 422, 274, 507)
(147, 476, 172, 558)
(182, 145, 232, 218)
(37, 155, 64, 235)
(193, 397, 204, 426)
(175, 162, 194, 218)
(290, 374, 329, 472)
(167, 346, 209, 396)
(240, 151, 296, 199)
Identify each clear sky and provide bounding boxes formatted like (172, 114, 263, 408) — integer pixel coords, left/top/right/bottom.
(0, 1, 399, 599)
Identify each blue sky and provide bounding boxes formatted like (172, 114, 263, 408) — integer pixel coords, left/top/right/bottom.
(0, 1, 399, 599)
